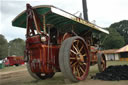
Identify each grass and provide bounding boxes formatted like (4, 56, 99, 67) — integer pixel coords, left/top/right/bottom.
(106, 61, 128, 66)
(0, 61, 128, 85)
(0, 61, 127, 73)
(0, 64, 26, 72)
(25, 61, 128, 85)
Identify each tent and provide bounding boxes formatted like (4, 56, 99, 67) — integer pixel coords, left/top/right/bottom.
(116, 45, 128, 53)
(116, 45, 128, 61)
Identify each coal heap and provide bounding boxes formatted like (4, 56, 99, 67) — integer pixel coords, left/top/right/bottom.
(91, 65, 128, 81)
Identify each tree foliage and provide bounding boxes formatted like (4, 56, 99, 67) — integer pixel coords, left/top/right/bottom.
(0, 36, 25, 60)
(8, 38, 25, 56)
(110, 20, 128, 45)
(0, 34, 8, 60)
(100, 28, 125, 49)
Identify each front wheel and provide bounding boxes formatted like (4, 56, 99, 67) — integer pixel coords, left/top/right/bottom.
(59, 36, 90, 82)
(26, 62, 55, 80)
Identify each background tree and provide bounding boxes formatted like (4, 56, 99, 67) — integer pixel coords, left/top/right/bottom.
(100, 28, 125, 49)
(110, 20, 128, 45)
(0, 34, 8, 60)
(8, 38, 25, 56)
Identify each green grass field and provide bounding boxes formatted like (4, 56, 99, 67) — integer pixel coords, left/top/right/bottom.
(0, 61, 128, 85)
(0, 64, 26, 72)
(0, 61, 128, 74)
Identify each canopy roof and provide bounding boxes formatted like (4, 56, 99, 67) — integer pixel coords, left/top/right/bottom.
(100, 49, 118, 54)
(12, 5, 109, 34)
(116, 45, 128, 53)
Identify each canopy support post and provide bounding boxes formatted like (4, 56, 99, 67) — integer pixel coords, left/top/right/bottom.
(43, 15, 47, 34)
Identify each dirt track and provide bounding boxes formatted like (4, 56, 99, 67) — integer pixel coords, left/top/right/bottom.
(0, 66, 128, 85)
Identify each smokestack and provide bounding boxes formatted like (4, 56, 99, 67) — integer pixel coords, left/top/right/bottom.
(82, 0, 88, 21)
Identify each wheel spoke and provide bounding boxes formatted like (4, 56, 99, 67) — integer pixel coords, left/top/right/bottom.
(73, 45, 79, 53)
(76, 66, 80, 77)
(102, 60, 105, 68)
(74, 40, 77, 42)
(76, 40, 79, 50)
(79, 45, 84, 52)
(76, 40, 79, 45)
(102, 60, 104, 64)
(71, 61, 77, 67)
(82, 53, 87, 56)
(73, 66, 76, 75)
(70, 50, 77, 55)
(79, 66, 85, 74)
(70, 57, 76, 60)
(70, 61, 73, 64)
(83, 63, 86, 66)
(79, 62, 86, 66)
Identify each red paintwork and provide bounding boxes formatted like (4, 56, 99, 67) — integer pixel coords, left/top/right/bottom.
(90, 46, 98, 65)
(26, 33, 99, 74)
(26, 36, 60, 74)
(4, 56, 24, 66)
(4, 59, 9, 66)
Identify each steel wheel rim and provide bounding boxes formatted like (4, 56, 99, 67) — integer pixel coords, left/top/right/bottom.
(69, 39, 89, 80)
(101, 57, 106, 71)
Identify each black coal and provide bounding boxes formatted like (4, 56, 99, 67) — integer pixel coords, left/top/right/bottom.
(91, 65, 128, 81)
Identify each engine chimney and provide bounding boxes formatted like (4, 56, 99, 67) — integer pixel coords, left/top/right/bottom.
(82, 0, 88, 21)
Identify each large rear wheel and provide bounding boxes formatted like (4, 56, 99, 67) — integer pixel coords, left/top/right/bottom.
(59, 36, 90, 82)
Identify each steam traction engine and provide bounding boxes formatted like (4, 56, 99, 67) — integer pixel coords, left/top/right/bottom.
(12, 4, 109, 82)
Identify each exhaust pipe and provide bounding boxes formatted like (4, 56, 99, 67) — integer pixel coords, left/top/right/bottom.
(82, 0, 88, 21)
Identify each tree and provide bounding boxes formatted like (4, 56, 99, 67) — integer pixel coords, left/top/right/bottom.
(110, 20, 128, 45)
(0, 34, 8, 60)
(8, 38, 25, 56)
(100, 28, 125, 49)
